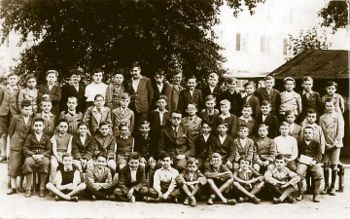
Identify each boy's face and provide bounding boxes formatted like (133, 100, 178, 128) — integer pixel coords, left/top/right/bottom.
(131, 67, 141, 79)
(217, 124, 228, 135)
(201, 123, 211, 135)
(239, 160, 250, 171)
(245, 85, 255, 95)
(95, 156, 107, 168)
(113, 74, 124, 85)
(275, 159, 285, 170)
(171, 113, 182, 127)
(120, 126, 129, 137)
(154, 74, 164, 84)
(62, 156, 73, 169)
(326, 86, 336, 95)
(94, 97, 105, 108)
(120, 98, 130, 108)
(210, 156, 222, 168)
(156, 99, 167, 110)
(162, 157, 172, 169)
(238, 128, 249, 138)
(46, 73, 57, 85)
(304, 128, 314, 141)
(58, 122, 69, 134)
(78, 125, 88, 136)
(220, 103, 230, 114)
(284, 81, 295, 91)
(139, 124, 150, 134)
(93, 72, 103, 83)
(226, 81, 236, 91)
(26, 78, 37, 88)
(205, 100, 215, 110)
(22, 106, 33, 117)
(285, 114, 296, 124)
(187, 163, 198, 173)
(99, 125, 110, 136)
(129, 159, 140, 170)
(33, 121, 44, 133)
(208, 76, 218, 87)
(302, 80, 313, 91)
(186, 79, 197, 90)
(306, 113, 317, 124)
(172, 74, 182, 85)
(70, 74, 81, 84)
(8, 75, 18, 86)
(186, 104, 197, 116)
(41, 101, 52, 113)
(242, 107, 252, 118)
(325, 102, 334, 113)
(279, 126, 289, 136)
(265, 79, 274, 89)
(257, 127, 268, 138)
(67, 99, 78, 111)
(261, 105, 271, 115)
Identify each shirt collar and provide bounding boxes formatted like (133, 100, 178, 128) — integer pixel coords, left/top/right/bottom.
(238, 168, 252, 173)
(302, 90, 314, 95)
(155, 108, 168, 113)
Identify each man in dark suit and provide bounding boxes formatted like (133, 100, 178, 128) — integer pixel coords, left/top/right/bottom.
(177, 76, 203, 115)
(60, 69, 86, 113)
(201, 72, 222, 100)
(255, 76, 280, 115)
(114, 152, 150, 202)
(151, 70, 173, 111)
(158, 111, 194, 171)
(125, 62, 154, 128)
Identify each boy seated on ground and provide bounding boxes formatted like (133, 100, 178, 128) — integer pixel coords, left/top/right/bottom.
(232, 156, 264, 204)
(114, 152, 150, 203)
(85, 154, 114, 200)
(204, 153, 236, 205)
(46, 153, 86, 202)
(264, 154, 301, 204)
(174, 157, 207, 206)
(149, 152, 179, 202)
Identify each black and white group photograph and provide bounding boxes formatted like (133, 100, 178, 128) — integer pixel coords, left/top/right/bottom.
(0, 0, 349, 218)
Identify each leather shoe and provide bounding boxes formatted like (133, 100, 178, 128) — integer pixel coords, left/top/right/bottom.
(183, 197, 190, 205)
(207, 197, 214, 205)
(273, 197, 281, 204)
(39, 189, 46, 197)
(313, 194, 320, 203)
(7, 189, 17, 195)
(25, 189, 31, 198)
(251, 196, 260, 204)
(226, 198, 237, 205)
(189, 196, 196, 207)
(296, 194, 303, 201)
(329, 187, 336, 196)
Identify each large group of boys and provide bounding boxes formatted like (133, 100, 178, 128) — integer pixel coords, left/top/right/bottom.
(1, 61, 345, 206)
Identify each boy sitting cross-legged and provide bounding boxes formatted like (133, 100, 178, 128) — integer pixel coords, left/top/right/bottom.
(46, 153, 86, 202)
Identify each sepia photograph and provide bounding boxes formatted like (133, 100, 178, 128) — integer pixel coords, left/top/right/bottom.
(0, 0, 349, 218)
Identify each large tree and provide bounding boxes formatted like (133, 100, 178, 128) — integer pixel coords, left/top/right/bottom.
(0, 0, 264, 83)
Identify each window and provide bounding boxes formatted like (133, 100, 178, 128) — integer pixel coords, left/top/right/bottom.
(235, 32, 247, 52)
(260, 36, 270, 53)
(283, 38, 288, 55)
(236, 33, 241, 51)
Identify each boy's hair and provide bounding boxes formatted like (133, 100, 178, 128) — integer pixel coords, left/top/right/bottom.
(242, 103, 252, 110)
(283, 77, 295, 84)
(131, 61, 141, 69)
(217, 121, 228, 128)
(186, 75, 197, 82)
(201, 120, 211, 128)
(158, 95, 168, 102)
(244, 81, 256, 88)
(225, 77, 237, 84)
(187, 103, 197, 109)
(139, 120, 150, 127)
(33, 117, 45, 124)
(303, 76, 313, 83)
(7, 72, 18, 77)
(93, 68, 104, 75)
(96, 153, 107, 160)
(21, 100, 32, 109)
(46, 69, 59, 77)
(67, 96, 78, 103)
(61, 153, 72, 160)
(155, 70, 165, 76)
(280, 121, 290, 128)
(303, 125, 314, 133)
(78, 122, 88, 128)
(264, 76, 275, 82)
(69, 67, 84, 76)
(324, 97, 335, 104)
(159, 152, 172, 161)
(238, 124, 249, 131)
(94, 94, 105, 101)
(99, 121, 111, 128)
(307, 108, 317, 115)
(118, 122, 129, 130)
(128, 152, 140, 161)
(120, 93, 130, 100)
(210, 153, 222, 160)
(257, 123, 269, 131)
(25, 74, 36, 83)
(219, 99, 231, 107)
(238, 155, 251, 164)
(261, 100, 271, 106)
(275, 153, 285, 161)
(284, 110, 296, 117)
(171, 110, 182, 117)
(40, 96, 52, 104)
(205, 94, 216, 102)
(326, 81, 338, 88)
(208, 72, 219, 80)
(187, 157, 199, 166)
(57, 119, 69, 126)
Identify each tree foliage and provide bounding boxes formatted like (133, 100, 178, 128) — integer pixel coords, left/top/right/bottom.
(288, 27, 331, 57)
(319, 0, 349, 32)
(0, 0, 262, 83)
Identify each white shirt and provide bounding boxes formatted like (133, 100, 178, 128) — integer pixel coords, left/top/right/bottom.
(35, 133, 43, 142)
(155, 108, 168, 126)
(274, 135, 298, 161)
(262, 114, 268, 122)
(80, 135, 87, 145)
(156, 83, 164, 93)
(85, 82, 108, 102)
(23, 116, 30, 126)
(130, 168, 137, 182)
(203, 134, 210, 142)
(132, 77, 141, 92)
(209, 86, 215, 94)
(219, 135, 227, 144)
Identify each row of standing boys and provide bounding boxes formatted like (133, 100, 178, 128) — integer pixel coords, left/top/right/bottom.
(1, 62, 345, 205)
